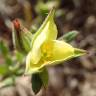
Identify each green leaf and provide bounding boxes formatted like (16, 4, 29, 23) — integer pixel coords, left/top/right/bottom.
(0, 65, 9, 75)
(0, 41, 13, 65)
(16, 69, 24, 75)
(59, 31, 78, 42)
(31, 73, 42, 94)
(35, 1, 49, 16)
(0, 77, 14, 88)
(5, 56, 13, 65)
(0, 41, 9, 56)
(15, 51, 24, 62)
(39, 68, 48, 87)
(31, 68, 48, 94)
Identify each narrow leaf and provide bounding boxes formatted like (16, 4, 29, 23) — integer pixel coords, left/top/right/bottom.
(39, 68, 48, 87)
(0, 77, 14, 88)
(59, 31, 78, 42)
(0, 41, 9, 56)
(0, 41, 13, 65)
(31, 73, 42, 94)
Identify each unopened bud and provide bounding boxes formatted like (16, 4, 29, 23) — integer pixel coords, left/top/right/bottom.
(12, 19, 33, 54)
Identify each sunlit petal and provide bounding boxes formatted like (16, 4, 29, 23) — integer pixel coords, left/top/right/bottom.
(25, 40, 86, 74)
(30, 8, 58, 64)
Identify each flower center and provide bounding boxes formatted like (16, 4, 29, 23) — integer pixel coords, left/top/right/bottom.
(41, 42, 53, 60)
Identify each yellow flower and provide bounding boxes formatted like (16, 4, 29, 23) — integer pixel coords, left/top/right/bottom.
(25, 8, 86, 74)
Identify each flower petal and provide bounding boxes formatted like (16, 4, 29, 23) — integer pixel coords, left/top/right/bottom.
(48, 40, 86, 64)
(25, 52, 50, 74)
(30, 8, 58, 64)
(25, 40, 86, 74)
(50, 40, 74, 61)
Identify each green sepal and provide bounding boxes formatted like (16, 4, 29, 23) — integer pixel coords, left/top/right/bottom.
(31, 73, 42, 94)
(31, 68, 49, 94)
(74, 48, 87, 57)
(39, 68, 48, 87)
(59, 31, 78, 42)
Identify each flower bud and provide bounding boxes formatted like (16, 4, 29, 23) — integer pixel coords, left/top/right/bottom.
(12, 19, 33, 54)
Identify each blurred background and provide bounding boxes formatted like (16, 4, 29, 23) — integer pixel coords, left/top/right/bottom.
(0, 0, 96, 96)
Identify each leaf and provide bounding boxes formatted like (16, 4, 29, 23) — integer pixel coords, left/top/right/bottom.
(0, 41, 13, 65)
(5, 56, 13, 65)
(59, 31, 78, 42)
(0, 77, 14, 88)
(0, 65, 9, 75)
(35, 1, 49, 16)
(15, 51, 24, 62)
(31, 68, 49, 94)
(16, 69, 24, 75)
(31, 73, 42, 94)
(39, 68, 48, 87)
(0, 41, 9, 56)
